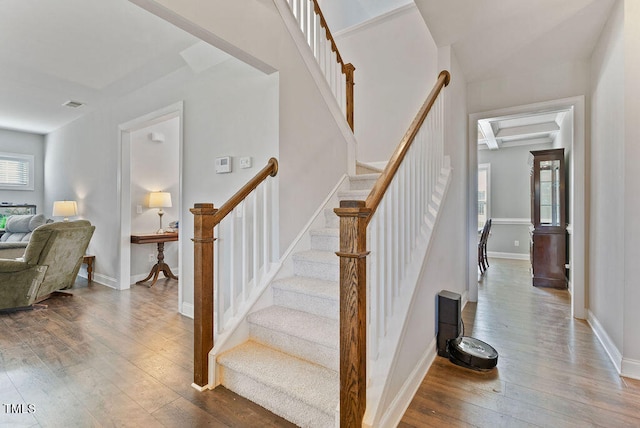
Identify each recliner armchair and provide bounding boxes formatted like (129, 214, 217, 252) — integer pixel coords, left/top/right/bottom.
(0, 220, 95, 311)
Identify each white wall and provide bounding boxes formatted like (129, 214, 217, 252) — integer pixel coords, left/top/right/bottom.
(589, 0, 625, 360)
(130, 117, 180, 278)
(622, 0, 640, 374)
(478, 143, 554, 256)
(138, 0, 351, 254)
(335, 5, 439, 163)
(45, 57, 278, 311)
(0, 129, 44, 210)
(468, 60, 590, 115)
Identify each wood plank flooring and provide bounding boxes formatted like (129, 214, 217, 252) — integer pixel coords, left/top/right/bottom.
(400, 258, 640, 428)
(0, 278, 295, 428)
(3, 260, 638, 427)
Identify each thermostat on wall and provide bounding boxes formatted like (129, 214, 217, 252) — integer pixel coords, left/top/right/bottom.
(215, 156, 232, 174)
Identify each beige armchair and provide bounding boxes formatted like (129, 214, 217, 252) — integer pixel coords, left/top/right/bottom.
(0, 220, 95, 311)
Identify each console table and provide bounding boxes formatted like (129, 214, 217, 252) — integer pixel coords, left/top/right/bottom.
(131, 232, 178, 287)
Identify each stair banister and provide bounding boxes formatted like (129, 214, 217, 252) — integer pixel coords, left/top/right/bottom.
(365, 70, 451, 217)
(335, 71, 450, 427)
(191, 157, 279, 389)
(285, 0, 355, 130)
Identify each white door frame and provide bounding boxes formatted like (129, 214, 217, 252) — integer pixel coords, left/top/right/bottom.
(468, 96, 586, 319)
(118, 102, 184, 307)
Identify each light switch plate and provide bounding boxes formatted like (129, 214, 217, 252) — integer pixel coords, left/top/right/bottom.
(239, 157, 252, 169)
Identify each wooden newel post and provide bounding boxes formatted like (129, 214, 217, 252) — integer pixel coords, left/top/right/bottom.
(334, 200, 370, 427)
(190, 203, 217, 388)
(344, 63, 356, 132)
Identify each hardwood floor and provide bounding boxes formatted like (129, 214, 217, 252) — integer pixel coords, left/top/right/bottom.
(400, 258, 640, 428)
(4, 260, 638, 427)
(0, 278, 296, 428)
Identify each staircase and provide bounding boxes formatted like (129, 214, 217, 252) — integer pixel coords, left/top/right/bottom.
(216, 173, 379, 428)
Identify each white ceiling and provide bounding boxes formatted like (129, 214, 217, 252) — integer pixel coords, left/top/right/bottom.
(318, 0, 413, 33)
(2, 0, 616, 135)
(0, 0, 229, 135)
(414, 0, 615, 83)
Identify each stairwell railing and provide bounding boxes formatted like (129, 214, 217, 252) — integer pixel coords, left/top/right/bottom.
(335, 71, 450, 426)
(285, 0, 355, 130)
(191, 157, 279, 389)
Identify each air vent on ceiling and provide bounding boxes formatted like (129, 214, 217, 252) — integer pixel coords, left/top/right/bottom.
(62, 100, 84, 108)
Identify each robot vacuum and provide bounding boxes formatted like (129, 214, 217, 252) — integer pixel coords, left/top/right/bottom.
(437, 290, 498, 371)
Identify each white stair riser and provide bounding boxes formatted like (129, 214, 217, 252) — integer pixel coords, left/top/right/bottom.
(349, 177, 378, 190)
(325, 208, 339, 228)
(293, 258, 339, 282)
(220, 366, 334, 428)
(337, 190, 369, 201)
(273, 287, 339, 320)
(249, 324, 338, 371)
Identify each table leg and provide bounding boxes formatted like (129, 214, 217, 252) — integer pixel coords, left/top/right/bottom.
(136, 242, 179, 287)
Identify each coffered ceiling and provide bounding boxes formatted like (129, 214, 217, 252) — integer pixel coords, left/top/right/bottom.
(478, 110, 569, 150)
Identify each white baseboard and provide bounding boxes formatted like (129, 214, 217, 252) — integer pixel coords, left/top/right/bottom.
(375, 338, 437, 428)
(487, 251, 529, 260)
(182, 302, 194, 319)
(83, 272, 118, 289)
(587, 310, 622, 373)
(622, 358, 640, 380)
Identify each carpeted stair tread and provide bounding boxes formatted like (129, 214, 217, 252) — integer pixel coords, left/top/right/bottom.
(218, 341, 339, 414)
(248, 306, 338, 349)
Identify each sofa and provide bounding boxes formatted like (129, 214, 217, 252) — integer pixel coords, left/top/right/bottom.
(0, 214, 47, 259)
(0, 220, 95, 311)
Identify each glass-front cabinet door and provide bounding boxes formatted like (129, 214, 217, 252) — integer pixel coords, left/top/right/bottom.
(530, 148, 567, 288)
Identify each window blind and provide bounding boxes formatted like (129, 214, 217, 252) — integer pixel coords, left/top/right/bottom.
(0, 153, 33, 190)
(0, 158, 29, 186)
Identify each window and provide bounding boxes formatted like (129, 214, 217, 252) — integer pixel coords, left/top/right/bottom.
(478, 163, 490, 229)
(0, 153, 34, 190)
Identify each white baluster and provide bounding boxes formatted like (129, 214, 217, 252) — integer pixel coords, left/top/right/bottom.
(368, 219, 378, 360)
(229, 210, 236, 318)
(263, 180, 270, 268)
(252, 190, 259, 289)
(214, 227, 221, 335)
(241, 201, 249, 302)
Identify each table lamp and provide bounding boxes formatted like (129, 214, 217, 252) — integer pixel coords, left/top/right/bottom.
(52, 200, 78, 221)
(148, 191, 172, 233)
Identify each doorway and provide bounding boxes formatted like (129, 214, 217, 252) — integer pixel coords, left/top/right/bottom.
(468, 96, 586, 319)
(118, 102, 184, 310)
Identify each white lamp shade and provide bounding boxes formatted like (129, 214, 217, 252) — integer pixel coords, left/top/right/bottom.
(52, 200, 78, 218)
(148, 191, 172, 208)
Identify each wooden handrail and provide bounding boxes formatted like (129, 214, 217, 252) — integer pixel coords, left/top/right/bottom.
(365, 70, 450, 218)
(212, 157, 279, 224)
(191, 157, 278, 389)
(335, 71, 450, 427)
(307, 0, 355, 130)
(311, 0, 344, 67)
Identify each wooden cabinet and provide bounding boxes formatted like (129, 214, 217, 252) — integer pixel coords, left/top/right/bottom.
(530, 149, 567, 288)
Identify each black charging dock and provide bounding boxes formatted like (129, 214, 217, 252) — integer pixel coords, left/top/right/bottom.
(437, 290, 498, 371)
